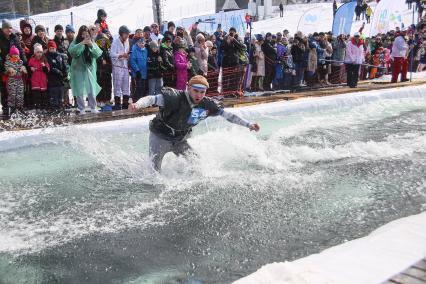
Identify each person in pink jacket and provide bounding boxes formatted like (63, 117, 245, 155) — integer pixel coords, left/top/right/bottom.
(344, 32, 365, 88)
(174, 41, 191, 90)
(28, 43, 50, 109)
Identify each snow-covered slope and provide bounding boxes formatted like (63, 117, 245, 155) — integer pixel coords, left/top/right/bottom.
(252, 2, 416, 36)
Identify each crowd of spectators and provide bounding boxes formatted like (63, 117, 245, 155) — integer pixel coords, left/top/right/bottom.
(1, 7, 426, 118)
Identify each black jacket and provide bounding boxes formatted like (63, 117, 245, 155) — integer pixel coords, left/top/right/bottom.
(46, 51, 67, 87)
(148, 48, 163, 79)
(150, 88, 222, 141)
(220, 35, 245, 68)
(291, 44, 306, 64)
(54, 35, 67, 54)
(0, 30, 26, 72)
(262, 40, 277, 63)
(160, 44, 175, 72)
(30, 35, 48, 55)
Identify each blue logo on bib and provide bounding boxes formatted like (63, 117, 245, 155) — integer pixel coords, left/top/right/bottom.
(187, 108, 208, 125)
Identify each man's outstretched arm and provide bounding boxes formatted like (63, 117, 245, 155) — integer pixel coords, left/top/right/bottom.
(220, 110, 260, 132)
(130, 94, 165, 111)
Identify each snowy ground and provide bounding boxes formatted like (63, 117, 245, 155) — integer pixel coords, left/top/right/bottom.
(234, 211, 426, 284)
(252, 1, 417, 36)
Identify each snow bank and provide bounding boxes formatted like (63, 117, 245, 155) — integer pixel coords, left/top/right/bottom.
(234, 211, 426, 284)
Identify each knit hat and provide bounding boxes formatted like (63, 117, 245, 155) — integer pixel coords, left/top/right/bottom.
(54, 24, 63, 32)
(35, 25, 45, 33)
(65, 24, 75, 34)
(167, 21, 175, 29)
(149, 40, 158, 49)
(2, 19, 12, 29)
(33, 43, 43, 53)
(9, 45, 19, 56)
(189, 75, 209, 89)
(48, 40, 57, 49)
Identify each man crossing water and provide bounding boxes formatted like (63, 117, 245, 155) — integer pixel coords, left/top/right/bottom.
(129, 75, 260, 171)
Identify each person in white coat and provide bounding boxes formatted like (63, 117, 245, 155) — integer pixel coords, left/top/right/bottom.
(344, 32, 365, 88)
(110, 25, 130, 109)
(391, 31, 409, 83)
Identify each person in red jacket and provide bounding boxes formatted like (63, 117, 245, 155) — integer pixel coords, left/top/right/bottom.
(28, 43, 50, 109)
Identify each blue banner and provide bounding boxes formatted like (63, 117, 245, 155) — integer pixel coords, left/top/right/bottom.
(332, 2, 357, 36)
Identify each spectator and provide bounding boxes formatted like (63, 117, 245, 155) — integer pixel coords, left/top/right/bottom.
(111, 25, 131, 109)
(174, 40, 190, 90)
(46, 40, 67, 110)
(163, 21, 175, 42)
(160, 35, 175, 88)
(333, 0, 338, 16)
(366, 5, 373, 24)
(188, 47, 201, 77)
(190, 21, 201, 43)
(142, 26, 152, 44)
(291, 36, 307, 87)
(344, 32, 365, 88)
(95, 9, 111, 38)
(63, 24, 75, 108)
(331, 34, 347, 84)
(194, 33, 209, 76)
(150, 23, 164, 43)
(391, 30, 410, 83)
(68, 25, 103, 115)
(53, 25, 67, 54)
(31, 25, 48, 55)
(95, 33, 113, 108)
(355, 3, 362, 21)
(130, 28, 143, 50)
(28, 43, 50, 109)
(1, 20, 26, 116)
(19, 19, 33, 57)
(147, 40, 163, 96)
(130, 38, 148, 101)
(4, 45, 26, 114)
(279, 3, 284, 17)
(221, 27, 245, 92)
(262, 32, 277, 91)
(252, 35, 265, 91)
(245, 13, 252, 29)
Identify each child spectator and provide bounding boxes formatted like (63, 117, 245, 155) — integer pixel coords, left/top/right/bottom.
(28, 43, 50, 109)
(370, 46, 384, 79)
(174, 40, 191, 90)
(4, 45, 27, 114)
(31, 25, 48, 55)
(95, 9, 111, 39)
(53, 25, 67, 54)
(95, 33, 113, 110)
(46, 40, 67, 110)
(19, 20, 33, 57)
(130, 38, 148, 101)
(147, 40, 163, 96)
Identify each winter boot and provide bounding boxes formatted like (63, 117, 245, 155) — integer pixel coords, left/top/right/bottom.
(113, 96, 122, 110)
(122, 96, 130, 110)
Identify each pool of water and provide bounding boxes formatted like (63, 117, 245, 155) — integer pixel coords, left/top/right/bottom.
(1, 88, 426, 284)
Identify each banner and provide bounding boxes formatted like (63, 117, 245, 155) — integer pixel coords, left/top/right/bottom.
(297, 5, 334, 35)
(370, 0, 406, 36)
(332, 2, 357, 36)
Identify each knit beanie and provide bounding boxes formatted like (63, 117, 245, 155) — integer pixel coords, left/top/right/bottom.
(9, 45, 19, 56)
(2, 19, 12, 29)
(33, 43, 43, 53)
(149, 40, 158, 49)
(48, 40, 57, 49)
(65, 24, 75, 34)
(35, 25, 45, 34)
(188, 75, 209, 89)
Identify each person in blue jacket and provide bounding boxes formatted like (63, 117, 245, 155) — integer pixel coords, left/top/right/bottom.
(130, 38, 148, 101)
